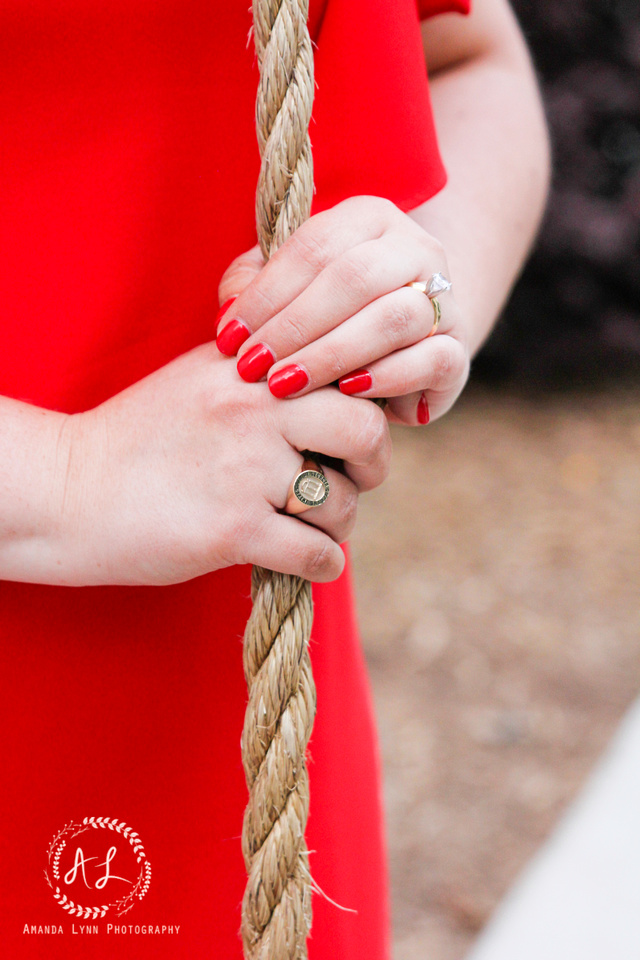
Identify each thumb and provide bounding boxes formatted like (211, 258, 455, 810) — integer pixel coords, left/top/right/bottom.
(218, 244, 265, 308)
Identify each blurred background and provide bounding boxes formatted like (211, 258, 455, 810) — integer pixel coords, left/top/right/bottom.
(350, 2, 640, 957)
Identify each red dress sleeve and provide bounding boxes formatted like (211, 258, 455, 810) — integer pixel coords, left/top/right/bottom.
(311, 0, 471, 217)
(417, 0, 471, 17)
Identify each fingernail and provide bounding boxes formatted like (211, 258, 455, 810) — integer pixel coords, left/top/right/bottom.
(216, 318, 250, 356)
(268, 364, 309, 398)
(237, 343, 275, 382)
(338, 369, 372, 396)
(417, 392, 430, 425)
(215, 296, 237, 335)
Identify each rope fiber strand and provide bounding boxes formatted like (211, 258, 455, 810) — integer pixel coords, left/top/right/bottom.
(241, 2, 317, 959)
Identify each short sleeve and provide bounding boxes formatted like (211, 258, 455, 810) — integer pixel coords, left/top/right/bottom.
(311, 0, 453, 215)
(417, 0, 471, 18)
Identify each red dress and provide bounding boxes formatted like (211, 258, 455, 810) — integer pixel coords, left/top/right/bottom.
(0, 0, 469, 956)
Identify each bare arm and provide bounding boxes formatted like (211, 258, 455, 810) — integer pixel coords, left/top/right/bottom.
(0, 348, 391, 586)
(0, 397, 74, 582)
(412, 0, 551, 354)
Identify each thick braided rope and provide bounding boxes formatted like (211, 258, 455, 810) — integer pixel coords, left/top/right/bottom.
(253, 0, 314, 259)
(241, 2, 316, 959)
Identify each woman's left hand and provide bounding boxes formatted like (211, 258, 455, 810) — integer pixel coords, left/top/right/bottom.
(216, 195, 470, 426)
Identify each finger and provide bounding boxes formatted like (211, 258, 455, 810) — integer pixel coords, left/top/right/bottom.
(233, 230, 448, 378)
(278, 387, 392, 492)
(216, 245, 264, 336)
(216, 197, 405, 354)
(384, 390, 434, 426)
(218, 245, 264, 305)
(261, 285, 455, 397)
(335, 334, 470, 425)
(277, 464, 359, 545)
(249, 513, 346, 583)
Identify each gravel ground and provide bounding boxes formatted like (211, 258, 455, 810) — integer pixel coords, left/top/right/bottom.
(351, 385, 640, 960)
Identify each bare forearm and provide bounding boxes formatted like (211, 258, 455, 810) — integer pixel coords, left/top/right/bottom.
(0, 396, 75, 583)
(410, 4, 551, 355)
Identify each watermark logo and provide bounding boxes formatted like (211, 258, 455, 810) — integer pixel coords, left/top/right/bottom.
(44, 817, 152, 919)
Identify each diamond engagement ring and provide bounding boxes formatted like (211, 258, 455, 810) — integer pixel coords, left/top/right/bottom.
(407, 272, 452, 299)
(285, 459, 330, 515)
(405, 272, 452, 337)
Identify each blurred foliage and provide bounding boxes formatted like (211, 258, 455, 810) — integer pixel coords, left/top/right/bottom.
(474, 0, 640, 388)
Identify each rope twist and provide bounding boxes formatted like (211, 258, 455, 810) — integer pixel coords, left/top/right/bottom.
(242, 2, 316, 958)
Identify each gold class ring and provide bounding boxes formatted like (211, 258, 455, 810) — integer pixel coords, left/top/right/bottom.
(285, 459, 330, 515)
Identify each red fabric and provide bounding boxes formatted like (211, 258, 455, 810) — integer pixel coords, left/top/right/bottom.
(0, 0, 468, 957)
(418, 0, 471, 18)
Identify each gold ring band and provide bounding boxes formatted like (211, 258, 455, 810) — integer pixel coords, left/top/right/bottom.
(405, 280, 445, 337)
(405, 273, 444, 339)
(285, 459, 330, 515)
(429, 296, 441, 337)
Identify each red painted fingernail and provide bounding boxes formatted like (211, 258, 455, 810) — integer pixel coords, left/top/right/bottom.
(237, 343, 275, 382)
(215, 296, 237, 335)
(216, 318, 250, 356)
(338, 369, 372, 395)
(268, 364, 309, 398)
(417, 392, 430, 425)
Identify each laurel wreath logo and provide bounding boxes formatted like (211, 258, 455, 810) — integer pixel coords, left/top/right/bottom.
(44, 817, 152, 919)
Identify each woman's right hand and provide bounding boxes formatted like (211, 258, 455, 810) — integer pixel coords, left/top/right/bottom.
(61, 342, 391, 586)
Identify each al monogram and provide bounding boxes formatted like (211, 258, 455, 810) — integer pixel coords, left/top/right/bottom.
(22, 815, 180, 935)
(44, 816, 151, 920)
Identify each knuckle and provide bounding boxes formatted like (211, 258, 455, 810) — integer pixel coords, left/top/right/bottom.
(383, 297, 415, 348)
(302, 539, 338, 581)
(365, 194, 396, 219)
(390, 368, 414, 397)
(372, 428, 393, 482)
(377, 195, 397, 214)
(342, 194, 378, 214)
(279, 311, 309, 349)
(342, 194, 368, 210)
(429, 341, 456, 389)
(221, 507, 259, 565)
(358, 404, 389, 462)
(335, 253, 375, 301)
(335, 485, 358, 533)
(340, 195, 397, 230)
(206, 377, 273, 448)
(250, 278, 281, 321)
(288, 225, 331, 273)
(321, 338, 352, 379)
(421, 232, 445, 261)
(206, 379, 246, 427)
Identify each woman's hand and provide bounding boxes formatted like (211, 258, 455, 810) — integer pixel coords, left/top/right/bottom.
(59, 343, 390, 587)
(216, 195, 470, 426)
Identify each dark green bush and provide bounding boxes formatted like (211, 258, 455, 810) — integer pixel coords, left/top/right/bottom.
(475, 0, 640, 388)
